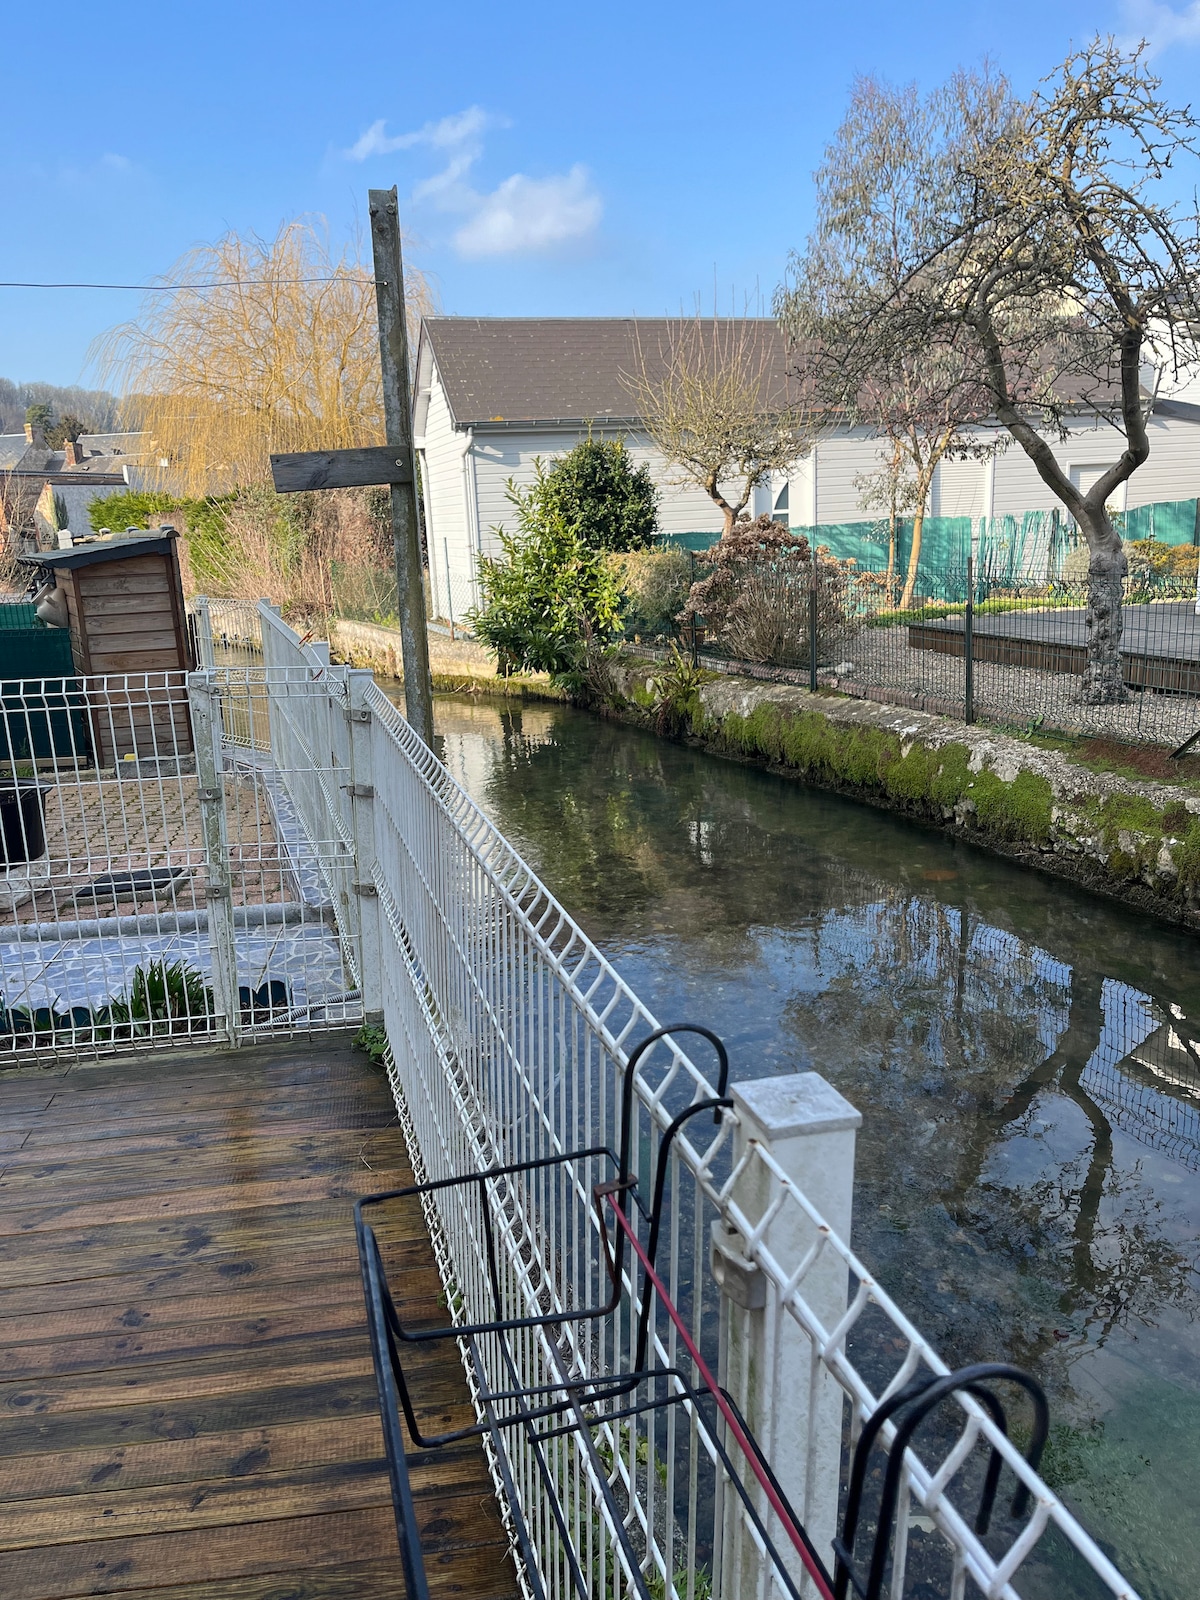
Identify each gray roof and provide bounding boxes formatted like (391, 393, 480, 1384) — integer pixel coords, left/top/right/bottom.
(0, 435, 27, 470)
(54, 483, 127, 533)
(76, 431, 150, 458)
(420, 317, 794, 428)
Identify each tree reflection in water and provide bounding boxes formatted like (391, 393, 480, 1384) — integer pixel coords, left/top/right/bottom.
(431, 694, 1200, 1597)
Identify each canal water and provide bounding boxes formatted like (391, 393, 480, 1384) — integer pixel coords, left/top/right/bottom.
(416, 690, 1199, 1600)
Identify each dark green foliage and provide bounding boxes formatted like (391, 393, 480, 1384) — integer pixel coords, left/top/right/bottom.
(88, 490, 180, 536)
(108, 959, 216, 1032)
(649, 647, 715, 736)
(46, 413, 87, 449)
(24, 401, 52, 432)
(531, 438, 659, 554)
(354, 1022, 389, 1066)
(0, 959, 215, 1044)
(470, 501, 622, 677)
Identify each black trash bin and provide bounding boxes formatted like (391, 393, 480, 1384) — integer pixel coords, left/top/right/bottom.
(0, 785, 47, 865)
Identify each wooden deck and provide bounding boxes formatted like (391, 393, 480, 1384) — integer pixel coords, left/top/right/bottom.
(0, 1035, 519, 1600)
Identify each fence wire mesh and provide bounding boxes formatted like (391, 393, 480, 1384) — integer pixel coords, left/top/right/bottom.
(629, 550, 1200, 749)
(0, 597, 1146, 1599)
(359, 637, 1143, 1600)
(0, 660, 361, 1058)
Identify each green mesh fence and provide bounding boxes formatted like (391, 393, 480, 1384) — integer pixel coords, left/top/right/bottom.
(659, 497, 1199, 579)
(0, 603, 40, 630)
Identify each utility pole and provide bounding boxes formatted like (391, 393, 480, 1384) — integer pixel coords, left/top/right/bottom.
(369, 186, 434, 746)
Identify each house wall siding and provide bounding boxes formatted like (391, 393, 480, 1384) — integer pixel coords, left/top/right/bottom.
(468, 428, 733, 543)
(419, 363, 475, 620)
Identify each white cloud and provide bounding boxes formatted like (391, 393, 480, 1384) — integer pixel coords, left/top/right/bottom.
(342, 104, 601, 257)
(1120, 0, 1200, 52)
(344, 106, 493, 163)
(454, 167, 603, 257)
(101, 152, 132, 171)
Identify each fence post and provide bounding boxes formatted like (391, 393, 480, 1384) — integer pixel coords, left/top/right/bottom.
(690, 551, 699, 667)
(346, 668, 382, 1019)
(193, 596, 214, 670)
(713, 1072, 861, 1598)
(808, 563, 819, 693)
(443, 538, 457, 641)
(189, 671, 241, 1048)
(964, 555, 976, 725)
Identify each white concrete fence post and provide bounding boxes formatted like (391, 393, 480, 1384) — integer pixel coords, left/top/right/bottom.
(346, 668, 382, 1019)
(711, 1072, 861, 1599)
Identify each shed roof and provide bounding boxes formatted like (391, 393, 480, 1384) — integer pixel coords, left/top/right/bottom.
(420, 317, 794, 428)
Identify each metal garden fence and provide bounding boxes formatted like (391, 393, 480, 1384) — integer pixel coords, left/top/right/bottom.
(639, 553, 1200, 751)
(0, 599, 1144, 1600)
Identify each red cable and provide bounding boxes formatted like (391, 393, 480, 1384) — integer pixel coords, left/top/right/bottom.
(604, 1197, 837, 1600)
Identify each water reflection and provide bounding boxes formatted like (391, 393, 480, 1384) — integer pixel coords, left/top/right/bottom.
(428, 692, 1200, 1599)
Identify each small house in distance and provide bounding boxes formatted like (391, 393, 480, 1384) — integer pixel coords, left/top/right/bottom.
(413, 317, 1200, 619)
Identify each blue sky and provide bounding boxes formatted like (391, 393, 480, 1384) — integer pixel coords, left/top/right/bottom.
(6, 0, 1200, 387)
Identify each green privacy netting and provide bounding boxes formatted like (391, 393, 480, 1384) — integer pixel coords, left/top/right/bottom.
(1118, 500, 1200, 544)
(659, 497, 1199, 578)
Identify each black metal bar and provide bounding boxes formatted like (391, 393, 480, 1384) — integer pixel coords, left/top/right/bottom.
(964, 554, 976, 724)
(809, 563, 819, 692)
(357, 1219, 432, 1600)
(690, 551, 699, 667)
(832, 1363, 1049, 1600)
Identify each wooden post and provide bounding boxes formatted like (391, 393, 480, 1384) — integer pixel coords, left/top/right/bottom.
(369, 186, 434, 747)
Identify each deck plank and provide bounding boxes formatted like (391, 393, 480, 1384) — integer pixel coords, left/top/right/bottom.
(0, 1037, 518, 1600)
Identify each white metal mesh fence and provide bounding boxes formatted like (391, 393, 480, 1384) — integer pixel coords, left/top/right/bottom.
(6, 599, 1142, 1598)
(0, 662, 361, 1059)
(362, 660, 1142, 1600)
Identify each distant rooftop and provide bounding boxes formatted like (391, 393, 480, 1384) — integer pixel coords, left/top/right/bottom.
(419, 316, 794, 428)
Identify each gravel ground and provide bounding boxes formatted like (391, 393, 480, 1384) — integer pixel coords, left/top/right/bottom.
(833, 627, 1200, 747)
(653, 627, 1200, 749)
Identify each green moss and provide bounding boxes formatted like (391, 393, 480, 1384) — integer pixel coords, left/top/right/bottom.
(1174, 828, 1200, 891)
(1108, 848, 1139, 880)
(1092, 793, 1164, 848)
(967, 769, 1053, 846)
(929, 743, 972, 808)
(1161, 801, 1193, 835)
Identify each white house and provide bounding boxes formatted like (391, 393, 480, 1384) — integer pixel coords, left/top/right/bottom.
(413, 317, 1200, 619)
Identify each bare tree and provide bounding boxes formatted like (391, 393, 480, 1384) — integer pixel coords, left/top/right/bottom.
(778, 42, 1200, 701)
(92, 217, 433, 496)
(624, 317, 817, 538)
(854, 350, 992, 608)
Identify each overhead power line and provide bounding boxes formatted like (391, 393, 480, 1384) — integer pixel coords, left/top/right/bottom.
(0, 276, 384, 291)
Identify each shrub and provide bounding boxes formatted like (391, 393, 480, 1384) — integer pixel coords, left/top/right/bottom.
(682, 516, 859, 666)
(610, 547, 693, 638)
(470, 501, 622, 676)
(525, 437, 659, 553)
(88, 490, 180, 536)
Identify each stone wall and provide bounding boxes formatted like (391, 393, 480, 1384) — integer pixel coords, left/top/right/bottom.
(328, 618, 565, 699)
(617, 659, 1200, 930)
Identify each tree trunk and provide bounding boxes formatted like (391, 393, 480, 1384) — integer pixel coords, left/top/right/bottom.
(1077, 508, 1128, 704)
(899, 503, 926, 610)
(884, 496, 898, 606)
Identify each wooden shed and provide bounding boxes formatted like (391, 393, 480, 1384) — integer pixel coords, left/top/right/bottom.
(28, 532, 194, 767)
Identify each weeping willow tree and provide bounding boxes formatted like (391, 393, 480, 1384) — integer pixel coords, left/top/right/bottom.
(92, 218, 432, 495)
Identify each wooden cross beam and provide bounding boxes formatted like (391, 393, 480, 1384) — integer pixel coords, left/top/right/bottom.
(269, 445, 414, 494)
